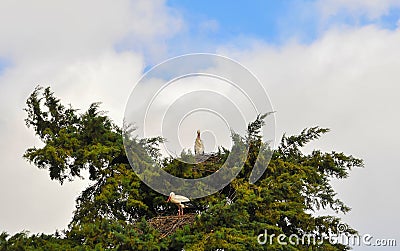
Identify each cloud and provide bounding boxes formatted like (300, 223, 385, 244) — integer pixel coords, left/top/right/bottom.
(198, 19, 219, 33)
(0, 0, 182, 62)
(316, 0, 400, 20)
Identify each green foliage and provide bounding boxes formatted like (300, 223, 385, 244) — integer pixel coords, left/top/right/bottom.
(0, 231, 76, 251)
(67, 218, 165, 250)
(9, 87, 364, 250)
(24, 86, 124, 183)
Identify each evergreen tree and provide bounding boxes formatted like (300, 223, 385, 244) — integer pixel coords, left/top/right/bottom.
(2, 86, 363, 250)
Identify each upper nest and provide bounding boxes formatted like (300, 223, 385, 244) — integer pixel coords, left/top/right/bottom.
(194, 152, 224, 163)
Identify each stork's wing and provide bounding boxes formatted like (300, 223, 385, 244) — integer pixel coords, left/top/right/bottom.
(174, 195, 190, 203)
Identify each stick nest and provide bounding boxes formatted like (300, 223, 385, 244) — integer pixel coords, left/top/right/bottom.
(148, 214, 196, 238)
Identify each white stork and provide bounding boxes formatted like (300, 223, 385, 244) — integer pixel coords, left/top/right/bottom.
(194, 130, 204, 155)
(166, 192, 190, 215)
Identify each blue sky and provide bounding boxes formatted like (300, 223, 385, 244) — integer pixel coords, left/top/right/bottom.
(169, 1, 291, 41)
(167, 0, 400, 46)
(168, 0, 317, 44)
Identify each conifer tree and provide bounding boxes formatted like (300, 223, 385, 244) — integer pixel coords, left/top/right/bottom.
(0, 86, 363, 250)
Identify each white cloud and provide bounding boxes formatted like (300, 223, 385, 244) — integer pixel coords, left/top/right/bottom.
(0, 0, 182, 62)
(317, 0, 400, 20)
(198, 19, 219, 33)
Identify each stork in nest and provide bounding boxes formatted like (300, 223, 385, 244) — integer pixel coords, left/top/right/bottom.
(194, 129, 204, 155)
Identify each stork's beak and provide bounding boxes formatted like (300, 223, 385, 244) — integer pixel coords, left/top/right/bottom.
(166, 196, 171, 202)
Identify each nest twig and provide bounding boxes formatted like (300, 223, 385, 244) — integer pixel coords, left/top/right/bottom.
(148, 213, 196, 238)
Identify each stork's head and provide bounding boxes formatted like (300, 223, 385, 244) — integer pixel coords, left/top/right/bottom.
(197, 129, 201, 136)
(166, 192, 175, 202)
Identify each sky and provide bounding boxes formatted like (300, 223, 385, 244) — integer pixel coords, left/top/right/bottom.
(0, 0, 399, 250)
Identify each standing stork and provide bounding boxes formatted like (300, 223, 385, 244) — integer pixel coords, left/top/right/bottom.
(194, 130, 204, 155)
(166, 192, 190, 215)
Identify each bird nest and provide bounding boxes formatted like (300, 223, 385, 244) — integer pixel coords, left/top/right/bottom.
(195, 152, 223, 163)
(148, 214, 196, 238)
